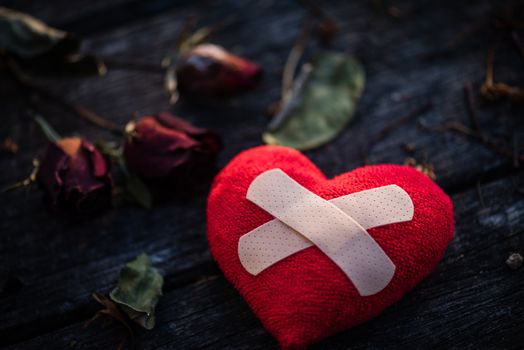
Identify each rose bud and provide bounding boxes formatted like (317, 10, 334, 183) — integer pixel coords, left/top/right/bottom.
(37, 137, 112, 216)
(124, 112, 221, 195)
(176, 43, 262, 96)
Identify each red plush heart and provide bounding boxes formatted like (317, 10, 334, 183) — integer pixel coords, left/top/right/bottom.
(207, 146, 454, 349)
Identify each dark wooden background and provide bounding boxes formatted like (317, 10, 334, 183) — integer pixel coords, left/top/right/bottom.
(1, 0, 523, 349)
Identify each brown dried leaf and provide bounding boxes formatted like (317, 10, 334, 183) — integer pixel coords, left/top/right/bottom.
(85, 293, 135, 349)
(404, 157, 436, 180)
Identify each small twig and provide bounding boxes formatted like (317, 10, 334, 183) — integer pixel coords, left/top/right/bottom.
(281, 23, 311, 104)
(102, 58, 165, 73)
(73, 105, 121, 134)
(359, 142, 369, 165)
(1, 159, 39, 193)
(420, 21, 485, 61)
(463, 82, 483, 136)
(476, 181, 486, 208)
(513, 132, 520, 168)
(511, 31, 524, 64)
(480, 48, 524, 102)
(511, 175, 524, 195)
(163, 15, 237, 67)
(485, 48, 494, 86)
(362, 101, 433, 164)
(5, 58, 122, 135)
(419, 120, 524, 163)
(297, 0, 330, 20)
(494, 18, 524, 30)
(369, 100, 433, 146)
(297, 0, 339, 45)
(269, 63, 313, 130)
(85, 293, 135, 350)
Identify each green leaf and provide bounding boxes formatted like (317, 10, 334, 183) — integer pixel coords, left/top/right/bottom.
(0, 7, 105, 76)
(94, 140, 123, 159)
(125, 174, 153, 209)
(110, 254, 163, 330)
(263, 52, 365, 150)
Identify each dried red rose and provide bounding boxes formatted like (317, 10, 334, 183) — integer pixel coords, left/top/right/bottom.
(124, 112, 221, 193)
(37, 137, 112, 215)
(176, 43, 262, 96)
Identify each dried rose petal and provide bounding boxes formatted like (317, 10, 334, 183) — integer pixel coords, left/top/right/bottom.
(37, 137, 112, 216)
(176, 43, 262, 96)
(124, 113, 221, 194)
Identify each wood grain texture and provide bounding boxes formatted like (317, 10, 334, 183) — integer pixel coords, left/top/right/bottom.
(0, 0, 523, 348)
(6, 174, 524, 350)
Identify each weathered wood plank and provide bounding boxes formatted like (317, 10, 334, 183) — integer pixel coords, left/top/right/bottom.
(1, 0, 523, 347)
(6, 173, 524, 349)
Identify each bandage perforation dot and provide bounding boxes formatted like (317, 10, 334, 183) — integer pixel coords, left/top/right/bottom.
(238, 169, 414, 296)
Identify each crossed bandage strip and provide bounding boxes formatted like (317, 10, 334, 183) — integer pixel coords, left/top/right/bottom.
(238, 169, 414, 296)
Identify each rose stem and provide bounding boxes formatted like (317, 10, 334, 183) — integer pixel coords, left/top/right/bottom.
(463, 82, 485, 139)
(419, 120, 524, 163)
(101, 58, 165, 73)
(31, 111, 61, 142)
(4, 57, 122, 135)
(369, 100, 433, 146)
(511, 31, 524, 64)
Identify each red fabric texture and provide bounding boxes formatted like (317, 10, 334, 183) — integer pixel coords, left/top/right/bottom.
(207, 146, 454, 349)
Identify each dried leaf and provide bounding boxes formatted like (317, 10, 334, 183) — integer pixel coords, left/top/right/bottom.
(0, 137, 18, 154)
(0, 6, 68, 58)
(404, 157, 436, 180)
(110, 254, 163, 330)
(263, 52, 365, 150)
(0, 7, 105, 76)
(85, 293, 135, 350)
(1, 158, 39, 192)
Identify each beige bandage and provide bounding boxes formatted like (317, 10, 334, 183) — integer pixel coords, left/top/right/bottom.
(239, 169, 414, 296)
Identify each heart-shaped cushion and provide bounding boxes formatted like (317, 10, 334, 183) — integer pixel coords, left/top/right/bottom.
(207, 146, 454, 349)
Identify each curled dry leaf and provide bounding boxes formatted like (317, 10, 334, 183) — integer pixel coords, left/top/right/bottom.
(404, 157, 436, 180)
(0, 6, 105, 76)
(85, 293, 135, 350)
(109, 254, 164, 330)
(0, 6, 68, 58)
(0, 137, 18, 154)
(263, 52, 365, 150)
